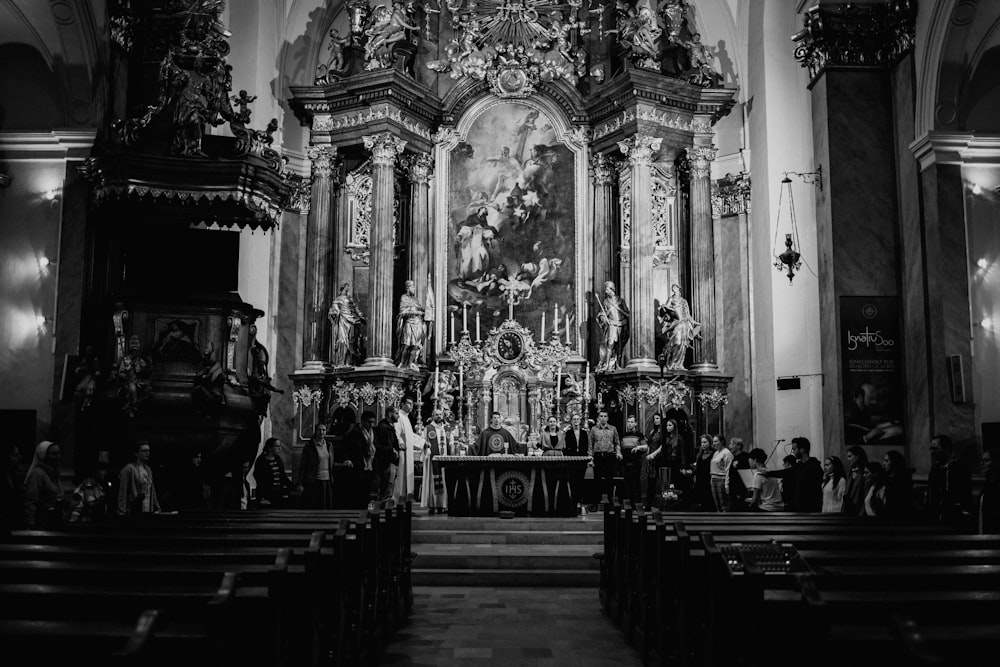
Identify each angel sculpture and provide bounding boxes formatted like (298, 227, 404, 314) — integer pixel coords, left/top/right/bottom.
(364, 2, 419, 70)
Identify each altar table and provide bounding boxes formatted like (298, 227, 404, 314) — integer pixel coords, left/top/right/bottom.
(436, 455, 590, 517)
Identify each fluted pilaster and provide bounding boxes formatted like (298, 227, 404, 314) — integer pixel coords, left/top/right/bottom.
(591, 153, 617, 296)
(363, 133, 406, 366)
(688, 140, 718, 371)
(302, 144, 337, 368)
(404, 153, 434, 309)
(618, 135, 661, 371)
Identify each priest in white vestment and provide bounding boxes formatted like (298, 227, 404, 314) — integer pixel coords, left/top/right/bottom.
(393, 396, 424, 503)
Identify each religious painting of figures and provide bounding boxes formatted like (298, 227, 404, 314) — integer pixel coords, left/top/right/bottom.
(447, 102, 576, 342)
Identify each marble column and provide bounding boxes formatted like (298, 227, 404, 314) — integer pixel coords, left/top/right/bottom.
(404, 153, 434, 304)
(302, 144, 336, 368)
(591, 153, 617, 295)
(618, 135, 662, 370)
(363, 133, 406, 366)
(687, 141, 718, 371)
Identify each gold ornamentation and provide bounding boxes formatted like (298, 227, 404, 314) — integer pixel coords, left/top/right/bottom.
(307, 145, 337, 178)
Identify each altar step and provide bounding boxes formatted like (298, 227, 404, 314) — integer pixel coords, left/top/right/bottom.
(411, 514, 603, 587)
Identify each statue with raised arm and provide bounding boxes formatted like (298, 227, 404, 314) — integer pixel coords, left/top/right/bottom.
(329, 282, 366, 367)
(364, 1, 420, 70)
(394, 279, 426, 371)
(659, 283, 701, 370)
(595, 281, 631, 373)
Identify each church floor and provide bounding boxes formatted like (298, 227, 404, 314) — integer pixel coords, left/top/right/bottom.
(380, 586, 644, 666)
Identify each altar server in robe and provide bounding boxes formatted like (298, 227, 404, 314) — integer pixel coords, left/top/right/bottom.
(422, 409, 451, 512)
(393, 396, 424, 503)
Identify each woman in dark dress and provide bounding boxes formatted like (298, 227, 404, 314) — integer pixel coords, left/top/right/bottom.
(641, 414, 664, 508)
(842, 445, 869, 516)
(688, 434, 714, 511)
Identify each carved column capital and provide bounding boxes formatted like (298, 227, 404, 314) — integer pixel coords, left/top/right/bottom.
(307, 145, 337, 178)
(591, 153, 618, 185)
(687, 146, 717, 179)
(792, 2, 916, 82)
(402, 153, 434, 184)
(618, 135, 663, 166)
(432, 128, 461, 149)
(364, 133, 407, 166)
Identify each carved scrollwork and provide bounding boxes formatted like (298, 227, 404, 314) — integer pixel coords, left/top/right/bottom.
(711, 172, 751, 218)
(696, 388, 729, 410)
(686, 146, 716, 179)
(792, 2, 916, 82)
(292, 385, 323, 408)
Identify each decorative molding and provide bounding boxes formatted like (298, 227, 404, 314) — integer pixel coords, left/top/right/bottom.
(312, 105, 432, 140)
(910, 132, 1000, 172)
(593, 109, 695, 142)
(90, 184, 283, 228)
(651, 164, 677, 255)
(792, 1, 917, 83)
(711, 172, 752, 217)
(618, 164, 632, 249)
(363, 133, 407, 167)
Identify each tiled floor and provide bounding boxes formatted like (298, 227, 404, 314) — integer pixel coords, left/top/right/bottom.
(381, 587, 644, 666)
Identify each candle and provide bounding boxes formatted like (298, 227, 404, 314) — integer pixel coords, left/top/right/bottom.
(463, 303, 468, 332)
(434, 362, 440, 400)
(450, 312, 455, 343)
(565, 313, 571, 344)
(541, 312, 546, 340)
(556, 365, 562, 409)
(553, 304, 559, 335)
(476, 310, 481, 342)
(585, 362, 590, 400)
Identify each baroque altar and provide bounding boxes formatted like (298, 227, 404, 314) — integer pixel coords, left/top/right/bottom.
(287, 0, 742, 445)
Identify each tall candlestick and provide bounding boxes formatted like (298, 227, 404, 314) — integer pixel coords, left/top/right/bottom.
(476, 310, 481, 342)
(458, 364, 464, 431)
(541, 312, 546, 340)
(434, 362, 440, 400)
(462, 303, 468, 332)
(556, 365, 562, 415)
(553, 304, 559, 335)
(585, 362, 590, 401)
(450, 312, 455, 344)
(565, 313, 571, 344)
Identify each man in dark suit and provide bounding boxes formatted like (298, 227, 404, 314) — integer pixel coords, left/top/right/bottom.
(374, 406, 401, 501)
(338, 411, 376, 508)
(563, 412, 589, 457)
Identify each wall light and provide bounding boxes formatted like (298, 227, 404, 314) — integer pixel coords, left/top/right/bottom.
(981, 317, 994, 332)
(39, 256, 52, 270)
(36, 315, 49, 328)
(978, 258, 989, 270)
(42, 189, 59, 201)
(972, 183, 983, 196)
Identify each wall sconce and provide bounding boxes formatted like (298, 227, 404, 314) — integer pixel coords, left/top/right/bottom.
(42, 188, 59, 201)
(38, 256, 56, 271)
(36, 315, 51, 330)
(772, 167, 822, 285)
(0, 172, 12, 188)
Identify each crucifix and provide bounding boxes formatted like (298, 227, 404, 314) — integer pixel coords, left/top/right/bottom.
(499, 278, 526, 322)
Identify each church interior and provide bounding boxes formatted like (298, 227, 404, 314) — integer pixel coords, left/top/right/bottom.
(1, 0, 1000, 665)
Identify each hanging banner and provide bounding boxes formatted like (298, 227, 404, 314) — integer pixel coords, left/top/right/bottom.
(841, 296, 904, 447)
